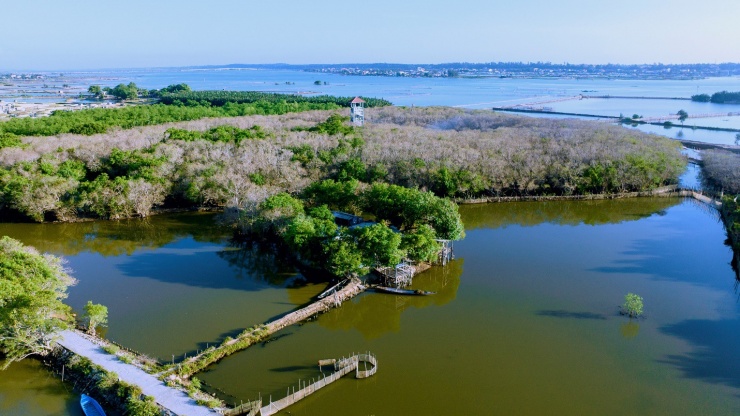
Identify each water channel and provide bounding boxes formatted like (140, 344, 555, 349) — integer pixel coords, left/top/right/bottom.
(2, 195, 739, 415)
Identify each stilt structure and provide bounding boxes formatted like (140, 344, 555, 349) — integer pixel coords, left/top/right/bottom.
(436, 239, 454, 265)
(350, 96, 365, 126)
(375, 261, 416, 288)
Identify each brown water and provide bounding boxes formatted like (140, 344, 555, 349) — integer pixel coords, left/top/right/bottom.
(0, 359, 83, 416)
(2, 198, 739, 415)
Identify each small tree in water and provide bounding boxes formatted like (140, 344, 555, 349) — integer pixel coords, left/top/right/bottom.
(83, 301, 108, 335)
(621, 293, 644, 318)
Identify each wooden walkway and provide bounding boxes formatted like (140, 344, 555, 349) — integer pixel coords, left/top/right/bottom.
(263, 278, 366, 334)
(225, 353, 378, 416)
(175, 278, 368, 378)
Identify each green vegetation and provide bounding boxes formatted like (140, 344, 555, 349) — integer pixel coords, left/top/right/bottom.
(53, 351, 166, 415)
(0, 237, 76, 369)
(88, 85, 104, 100)
(101, 344, 119, 355)
(0, 133, 24, 150)
(0, 101, 339, 137)
(83, 301, 108, 335)
(245, 181, 465, 277)
(175, 325, 269, 378)
(691, 93, 711, 102)
(692, 91, 740, 104)
(705, 149, 740, 262)
(708, 91, 740, 104)
(721, 197, 740, 250)
(157, 90, 391, 108)
(0, 108, 685, 224)
(677, 109, 688, 124)
(165, 124, 268, 144)
(106, 83, 141, 100)
(621, 293, 644, 318)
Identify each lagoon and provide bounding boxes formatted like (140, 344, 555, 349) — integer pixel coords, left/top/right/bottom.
(2, 196, 738, 415)
(6, 68, 740, 144)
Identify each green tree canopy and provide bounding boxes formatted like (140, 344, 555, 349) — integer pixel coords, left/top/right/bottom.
(621, 293, 644, 318)
(351, 223, 405, 267)
(159, 83, 191, 94)
(109, 83, 140, 100)
(323, 231, 366, 277)
(401, 224, 442, 263)
(302, 179, 360, 212)
(83, 301, 108, 335)
(691, 93, 710, 102)
(0, 237, 76, 369)
(87, 85, 104, 100)
(309, 114, 355, 135)
(677, 109, 688, 124)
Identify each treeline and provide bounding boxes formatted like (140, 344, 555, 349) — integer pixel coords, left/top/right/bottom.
(702, 149, 740, 194)
(691, 91, 740, 103)
(0, 101, 339, 137)
(0, 122, 285, 221)
(700, 149, 740, 267)
(0, 108, 685, 224)
(366, 107, 685, 197)
(158, 90, 392, 108)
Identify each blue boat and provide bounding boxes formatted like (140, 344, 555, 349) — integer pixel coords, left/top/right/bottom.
(80, 394, 107, 416)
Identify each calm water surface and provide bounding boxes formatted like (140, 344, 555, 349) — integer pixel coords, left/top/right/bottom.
(2, 197, 739, 415)
(11, 67, 740, 144)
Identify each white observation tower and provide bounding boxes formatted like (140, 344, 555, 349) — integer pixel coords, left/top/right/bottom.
(350, 96, 365, 126)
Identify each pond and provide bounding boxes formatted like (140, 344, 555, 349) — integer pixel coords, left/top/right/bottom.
(1, 197, 739, 415)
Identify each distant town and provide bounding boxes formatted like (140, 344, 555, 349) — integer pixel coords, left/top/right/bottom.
(184, 62, 740, 80)
(4, 62, 740, 83)
(299, 62, 740, 80)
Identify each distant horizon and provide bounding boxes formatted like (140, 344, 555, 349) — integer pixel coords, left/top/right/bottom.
(4, 61, 740, 73)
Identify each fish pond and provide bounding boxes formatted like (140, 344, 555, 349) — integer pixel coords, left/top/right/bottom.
(1, 197, 739, 415)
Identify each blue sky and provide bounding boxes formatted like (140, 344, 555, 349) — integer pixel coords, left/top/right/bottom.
(2, 0, 739, 70)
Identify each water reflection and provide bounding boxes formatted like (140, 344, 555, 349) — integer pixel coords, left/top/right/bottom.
(114, 239, 301, 292)
(217, 242, 308, 287)
(317, 260, 463, 339)
(0, 212, 227, 257)
(0, 360, 83, 416)
(620, 321, 640, 339)
(660, 318, 740, 389)
(536, 310, 607, 320)
(460, 197, 682, 230)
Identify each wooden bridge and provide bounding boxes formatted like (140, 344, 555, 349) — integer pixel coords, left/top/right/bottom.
(226, 353, 378, 416)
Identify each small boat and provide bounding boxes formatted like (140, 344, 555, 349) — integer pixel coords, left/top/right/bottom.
(80, 394, 107, 416)
(374, 286, 436, 296)
(317, 279, 349, 299)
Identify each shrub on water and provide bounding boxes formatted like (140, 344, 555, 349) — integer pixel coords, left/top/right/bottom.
(621, 293, 644, 318)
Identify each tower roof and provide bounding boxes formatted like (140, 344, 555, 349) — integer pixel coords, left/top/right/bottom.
(350, 97, 366, 104)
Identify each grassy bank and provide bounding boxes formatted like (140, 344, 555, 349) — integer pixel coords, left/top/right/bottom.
(44, 347, 166, 416)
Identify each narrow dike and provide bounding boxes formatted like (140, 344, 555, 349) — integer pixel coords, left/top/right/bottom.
(455, 185, 683, 204)
(172, 277, 368, 379)
(51, 330, 218, 416)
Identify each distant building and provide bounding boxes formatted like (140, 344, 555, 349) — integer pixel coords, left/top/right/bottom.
(350, 96, 365, 126)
